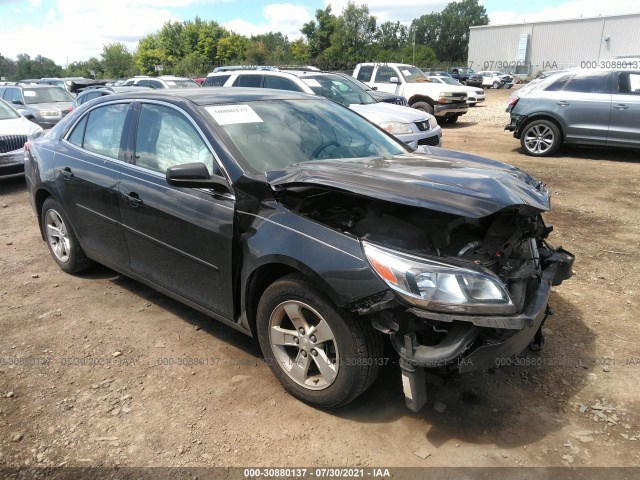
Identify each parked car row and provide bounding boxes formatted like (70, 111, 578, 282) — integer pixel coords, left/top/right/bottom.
(0, 99, 43, 178)
(203, 67, 442, 148)
(0, 84, 74, 128)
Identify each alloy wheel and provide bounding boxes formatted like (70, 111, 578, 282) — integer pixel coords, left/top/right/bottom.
(524, 124, 555, 155)
(45, 209, 70, 263)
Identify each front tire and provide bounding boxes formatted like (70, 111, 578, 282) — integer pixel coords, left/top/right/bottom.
(520, 119, 561, 157)
(41, 198, 93, 273)
(256, 274, 383, 408)
(411, 101, 434, 115)
(492, 81, 500, 89)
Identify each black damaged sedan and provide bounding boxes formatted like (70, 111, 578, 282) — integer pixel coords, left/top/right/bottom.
(24, 88, 573, 411)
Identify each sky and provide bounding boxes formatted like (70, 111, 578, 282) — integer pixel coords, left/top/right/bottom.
(0, 0, 638, 66)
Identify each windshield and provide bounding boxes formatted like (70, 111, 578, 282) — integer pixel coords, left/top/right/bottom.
(398, 66, 429, 83)
(302, 75, 377, 106)
(206, 99, 406, 174)
(0, 99, 20, 120)
(165, 79, 200, 89)
(23, 87, 73, 104)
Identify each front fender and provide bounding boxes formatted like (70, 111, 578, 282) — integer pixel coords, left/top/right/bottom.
(238, 202, 388, 312)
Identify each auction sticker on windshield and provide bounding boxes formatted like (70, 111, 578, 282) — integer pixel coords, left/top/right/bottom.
(24, 91, 37, 97)
(205, 105, 263, 125)
(301, 78, 322, 88)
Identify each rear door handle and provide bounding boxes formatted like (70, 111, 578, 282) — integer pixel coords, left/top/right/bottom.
(614, 104, 628, 110)
(556, 101, 569, 106)
(122, 192, 143, 208)
(61, 167, 74, 180)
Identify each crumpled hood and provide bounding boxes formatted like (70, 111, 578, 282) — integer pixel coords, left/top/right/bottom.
(266, 147, 550, 218)
(350, 102, 428, 124)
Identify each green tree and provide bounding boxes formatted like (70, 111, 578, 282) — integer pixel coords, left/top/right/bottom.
(0, 54, 17, 81)
(136, 34, 164, 75)
(301, 6, 337, 60)
(412, 0, 488, 63)
(173, 52, 209, 77)
(15, 54, 62, 79)
(216, 34, 247, 64)
(101, 43, 134, 79)
(290, 38, 310, 64)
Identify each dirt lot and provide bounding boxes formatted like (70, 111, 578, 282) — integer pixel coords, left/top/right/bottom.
(1, 87, 639, 472)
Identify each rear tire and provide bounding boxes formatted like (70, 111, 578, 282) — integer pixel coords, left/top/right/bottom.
(256, 273, 384, 408)
(520, 119, 561, 157)
(41, 198, 93, 274)
(411, 101, 434, 115)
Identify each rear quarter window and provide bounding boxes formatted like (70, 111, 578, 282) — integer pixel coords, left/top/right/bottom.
(562, 72, 611, 94)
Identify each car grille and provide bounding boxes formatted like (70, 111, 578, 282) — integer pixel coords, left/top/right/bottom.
(0, 135, 27, 154)
(414, 120, 431, 131)
(418, 135, 440, 146)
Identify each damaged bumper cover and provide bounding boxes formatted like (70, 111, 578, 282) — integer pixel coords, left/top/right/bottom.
(389, 247, 574, 372)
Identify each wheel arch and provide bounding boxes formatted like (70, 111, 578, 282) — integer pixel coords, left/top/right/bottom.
(407, 95, 435, 107)
(242, 257, 344, 338)
(34, 187, 55, 240)
(517, 114, 565, 141)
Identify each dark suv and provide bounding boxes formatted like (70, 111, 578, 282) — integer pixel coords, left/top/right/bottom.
(24, 88, 573, 411)
(506, 69, 640, 156)
(448, 67, 475, 84)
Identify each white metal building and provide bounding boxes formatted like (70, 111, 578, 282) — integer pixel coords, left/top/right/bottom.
(468, 13, 640, 75)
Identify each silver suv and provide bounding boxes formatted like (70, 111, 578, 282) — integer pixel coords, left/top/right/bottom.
(506, 69, 640, 156)
(123, 75, 200, 89)
(204, 68, 442, 148)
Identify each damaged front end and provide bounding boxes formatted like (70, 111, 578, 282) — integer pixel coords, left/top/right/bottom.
(267, 152, 574, 411)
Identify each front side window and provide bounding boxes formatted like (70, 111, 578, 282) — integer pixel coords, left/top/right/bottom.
(203, 75, 230, 87)
(135, 103, 215, 175)
(562, 72, 610, 94)
(3, 88, 22, 103)
(264, 76, 303, 92)
(374, 66, 397, 83)
(67, 103, 128, 159)
(617, 72, 640, 95)
(303, 75, 376, 106)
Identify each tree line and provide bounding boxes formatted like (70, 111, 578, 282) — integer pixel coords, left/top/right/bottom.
(0, 0, 488, 81)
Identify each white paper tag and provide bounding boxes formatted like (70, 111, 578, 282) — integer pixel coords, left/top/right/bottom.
(24, 91, 37, 97)
(166, 81, 176, 86)
(205, 105, 263, 125)
(302, 78, 322, 88)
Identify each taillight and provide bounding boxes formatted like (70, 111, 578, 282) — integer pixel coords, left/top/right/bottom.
(506, 95, 519, 113)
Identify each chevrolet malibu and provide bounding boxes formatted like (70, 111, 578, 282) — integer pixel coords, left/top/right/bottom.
(24, 89, 574, 411)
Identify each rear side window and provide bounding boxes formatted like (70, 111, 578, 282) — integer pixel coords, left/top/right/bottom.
(67, 115, 88, 147)
(617, 72, 640, 95)
(562, 72, 610, 94)
(356, 66, 374, 82)
(81, 103, 129, 159)
(202, 75, 230, 87)
(233, 75, 263, 88)
(544, 75, 571, 92)
(374, 66, 396, 83)
(264, 76, 303, 92)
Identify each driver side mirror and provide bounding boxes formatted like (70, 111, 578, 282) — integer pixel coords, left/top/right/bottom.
(389, 77, 400, 84)
(12, 99, 24, 106)
(166, 162, 231, 193)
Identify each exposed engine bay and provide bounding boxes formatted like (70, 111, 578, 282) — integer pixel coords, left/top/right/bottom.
(278, 184, 574, 411)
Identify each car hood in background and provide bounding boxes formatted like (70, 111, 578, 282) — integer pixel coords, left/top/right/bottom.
(0, 116, 42, 136)
(266, 148, 550, 218)
(30, 102, 72, 113)
(350, 102, 429, 124)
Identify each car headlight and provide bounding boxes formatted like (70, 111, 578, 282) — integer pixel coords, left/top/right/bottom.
(363, 242, 515, 314)
(379, 121, 413, 135)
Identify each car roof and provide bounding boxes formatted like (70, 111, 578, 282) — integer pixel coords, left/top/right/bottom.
(97, 87, 315, 107)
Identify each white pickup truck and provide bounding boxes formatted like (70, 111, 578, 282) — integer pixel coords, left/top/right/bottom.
(354, 63, 469, 124)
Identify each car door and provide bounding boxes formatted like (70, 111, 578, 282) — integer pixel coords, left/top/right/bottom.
(608, 70, 640, 147)
(369, 65, 400, 94)
(118, 101, 235, 319)
(545, 71, 612, 144)
(55, 102, 132, 266)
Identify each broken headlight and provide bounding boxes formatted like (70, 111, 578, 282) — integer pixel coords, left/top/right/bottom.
(363, 242, 515, 314)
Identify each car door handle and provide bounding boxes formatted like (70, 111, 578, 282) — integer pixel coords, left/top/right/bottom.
(556, 101, 569, 106)
(61, 167, 74, 180)
(614, 104, 628, 110)
(122, 192, 143, 208)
